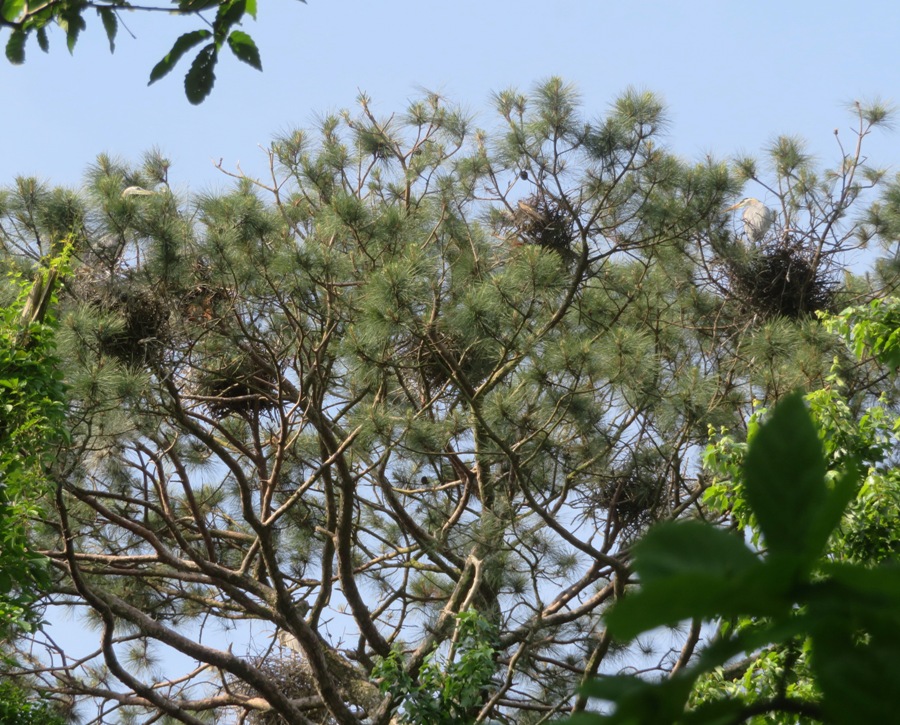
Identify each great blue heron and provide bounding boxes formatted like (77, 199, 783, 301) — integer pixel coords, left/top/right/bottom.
(725, 197, 775, 244)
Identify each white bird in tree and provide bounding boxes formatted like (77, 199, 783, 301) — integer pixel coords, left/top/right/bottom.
(725, 197, 775, 244)
(122, 186, 156, 197)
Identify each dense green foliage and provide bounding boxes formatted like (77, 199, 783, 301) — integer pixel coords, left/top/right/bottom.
(1, 0, 289, 102)
(576, 299, 900, 724)
(0, 679, 66, 724)
(374, 609, 498, 724)
(0, 258, 68, 636)
(0, 81, 897, 722)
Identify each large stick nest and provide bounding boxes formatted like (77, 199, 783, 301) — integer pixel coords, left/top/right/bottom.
(719, 237, 838, 320)
(231, 652, 330, 724)
(69, 268, 169, 367)
(180, 259, 236, 327)
(505, 194, 577, 261)
(367, 326, 496, 404)
(594, 452, 669, 539)
(231, 647, 380, 724)
(192, 345, 281, 419)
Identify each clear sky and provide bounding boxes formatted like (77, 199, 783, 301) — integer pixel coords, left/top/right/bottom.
(4, 0, 900, 194)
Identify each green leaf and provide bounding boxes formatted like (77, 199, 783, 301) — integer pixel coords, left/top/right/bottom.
(5, 28, 25, 64)
(812, 623, 900, 724)
(811, 564, 900, 621)
(58, 10, 86, 54)
(579, 674, 660, 701)
(98, 7, 117, 53)
(226, 30, 261, 70)
(148, 29, 212, 85)
(743, 392, 827, 561)
(805, 463, 859, 557)
(631, 521, 759, 584)
(680, 698, 748, 724)
(36, 27, 49, 53)
(604, 568, 775, 642)
(176, 0, 219, 10)
(578, 674, 694, 724)
(244, 0, 257, 19)
(604, 521, 806, 641)
(1, 0, 25, 23)
(213, 0, 246, 40)
(605, 522, 762, 639)
(184, 43, 217, 105)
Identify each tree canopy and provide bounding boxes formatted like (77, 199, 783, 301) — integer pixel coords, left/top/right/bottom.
(1, 79, 899, 723)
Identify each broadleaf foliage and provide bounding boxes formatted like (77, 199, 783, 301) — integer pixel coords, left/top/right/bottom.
(1, 0, 270, 102)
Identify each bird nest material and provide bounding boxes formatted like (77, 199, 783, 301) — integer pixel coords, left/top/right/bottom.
(181, 259, 235, 326)
(231, 653, 328, 724)
(182, 282, 234, 326)
(374, 327, 495, 401)
(231, 648, 380, 724)
(508, 194, 576, 260)
(70, 269, 169, 367)
(193, 347, 280, 419)
(595, 454, 668, 539)
(726, 241, 837, 320)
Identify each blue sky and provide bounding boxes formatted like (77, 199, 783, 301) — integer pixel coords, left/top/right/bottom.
(4, 0, 900, 194)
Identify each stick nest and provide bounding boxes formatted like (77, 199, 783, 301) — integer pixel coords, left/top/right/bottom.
(594, 452, 668, 538)
(193, 346, 280, 419)
(508, 194, 576, 260)
(714, 235, 838, 320)
(70, 269, 169, 367)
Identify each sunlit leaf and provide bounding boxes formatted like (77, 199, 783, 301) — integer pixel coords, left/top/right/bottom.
(213, 0, 245, 39)
(58, 10, 86, 54)
(1, 0, 25, 23)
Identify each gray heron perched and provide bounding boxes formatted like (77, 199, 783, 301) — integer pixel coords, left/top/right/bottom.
(725, 197, 775, 244)
(122, 186, 156, 197)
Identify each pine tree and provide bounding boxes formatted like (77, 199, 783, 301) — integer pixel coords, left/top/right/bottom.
(0, 81, 893, 723)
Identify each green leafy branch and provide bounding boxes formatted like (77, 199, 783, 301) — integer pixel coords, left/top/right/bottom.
(574, 392, 900, 724)
(1, 0, 302, 103)
(374, 609, 499, 725)
(821, 298, 900, 373)
(0, 247, 71, 636)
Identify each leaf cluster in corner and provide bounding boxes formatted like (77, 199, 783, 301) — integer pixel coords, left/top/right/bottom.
(578, 393, 900, 724)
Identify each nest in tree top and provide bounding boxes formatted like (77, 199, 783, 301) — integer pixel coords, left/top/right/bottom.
(509, 194, 576, 259)
(70, 269, 169, 367)
(726, 240, 837, 319)
(182, 282, 234, 325)
(595, 455, 667, 538)
(194, 347, 280, 419)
